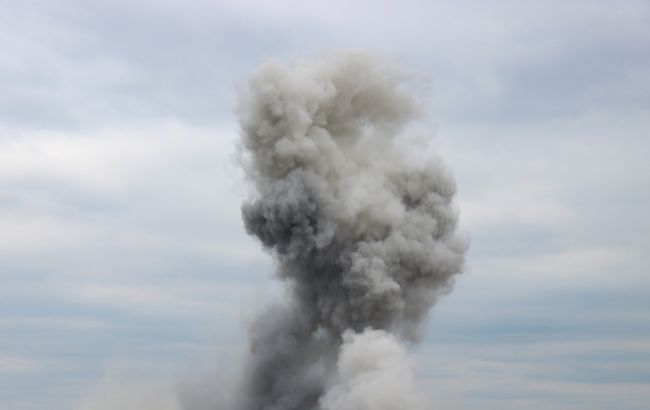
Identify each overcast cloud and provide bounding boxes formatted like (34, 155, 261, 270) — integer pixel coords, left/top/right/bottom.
(1, 1, 649, 409)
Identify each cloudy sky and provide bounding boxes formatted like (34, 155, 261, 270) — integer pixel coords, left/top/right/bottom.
(1, 1, 649, 409)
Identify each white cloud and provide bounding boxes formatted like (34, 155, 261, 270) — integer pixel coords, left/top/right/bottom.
(0, 317, 106, 330)
(0, 354, 44, 373)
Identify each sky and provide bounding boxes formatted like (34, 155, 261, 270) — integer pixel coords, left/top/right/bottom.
(1, 0, 649, 409)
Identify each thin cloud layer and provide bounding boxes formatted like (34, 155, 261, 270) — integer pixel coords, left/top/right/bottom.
(0, 1, 649, 409)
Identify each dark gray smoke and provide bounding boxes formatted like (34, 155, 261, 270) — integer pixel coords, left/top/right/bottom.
(236, 53, 467, 410)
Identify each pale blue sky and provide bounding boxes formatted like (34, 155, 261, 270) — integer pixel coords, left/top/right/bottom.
(1, 1, 649, 409)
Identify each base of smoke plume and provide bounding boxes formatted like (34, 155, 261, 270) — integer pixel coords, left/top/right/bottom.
(321, 329, 426, 410)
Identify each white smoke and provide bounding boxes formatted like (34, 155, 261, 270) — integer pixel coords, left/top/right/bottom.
(321, 330, 425, 410)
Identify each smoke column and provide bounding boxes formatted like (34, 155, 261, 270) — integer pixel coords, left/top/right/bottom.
(236, 54, 467, 410)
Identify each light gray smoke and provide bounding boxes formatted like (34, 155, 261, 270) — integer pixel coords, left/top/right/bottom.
(235, 53, 467, 410)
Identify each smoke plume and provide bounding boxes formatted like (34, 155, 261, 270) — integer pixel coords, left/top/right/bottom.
(236, 53, 467, 410)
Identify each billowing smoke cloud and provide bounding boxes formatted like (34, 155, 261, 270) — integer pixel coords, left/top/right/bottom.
(235, 53, 467, 410)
